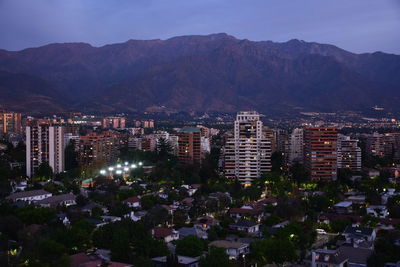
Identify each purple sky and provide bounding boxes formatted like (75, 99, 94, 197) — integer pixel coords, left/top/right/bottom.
(0, 0, 399, 54)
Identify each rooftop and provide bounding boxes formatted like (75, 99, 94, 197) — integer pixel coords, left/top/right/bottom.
(6, 189, 51, 200)
(209, 240, 248, 249)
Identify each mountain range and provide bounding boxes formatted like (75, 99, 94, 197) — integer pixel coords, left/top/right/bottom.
(0, 33, 399, 115)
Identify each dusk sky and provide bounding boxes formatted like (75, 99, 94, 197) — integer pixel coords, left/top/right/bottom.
(0, 0, 399, 54)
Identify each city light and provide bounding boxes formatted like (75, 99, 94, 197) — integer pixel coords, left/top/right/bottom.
(100, 161, 144, 178)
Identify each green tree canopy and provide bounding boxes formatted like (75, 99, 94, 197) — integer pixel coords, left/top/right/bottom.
(175, 235, 205, 257)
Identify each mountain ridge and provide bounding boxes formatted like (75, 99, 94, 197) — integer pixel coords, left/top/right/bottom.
(0, 33, 399, 114)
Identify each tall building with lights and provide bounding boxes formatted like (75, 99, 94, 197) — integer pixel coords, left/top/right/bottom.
(102, 117, 126, 129)
(224, 111, 272, 185)
(78, 132, 119, 166)
(26, 122, 65, 177)
(177, 128, 203, 165)
(304, 127, 338, 181)
(0, 111, 22, 134)
(337, 135, 361, 172)
(286, 128, 304, 164)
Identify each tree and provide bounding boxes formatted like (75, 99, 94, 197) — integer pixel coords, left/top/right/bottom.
(110, 228, 132, 263)
(275, 198, 304, 221)
(38, 239, 70, 267)
(250, 238, 297, 265)
(271, 152, 284, 173)
(36, 162, 53, 179)
(65, 140, 78, 171)
(387, 195, 400, 218)
(200, 247, 230, 267)
(175, 236, 205, 257)
(156, 137, 173, 159)
(330, 218, 351, 233)
(290, 162, 308, 183)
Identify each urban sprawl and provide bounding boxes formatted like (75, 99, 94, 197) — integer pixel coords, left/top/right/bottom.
(1, 110, 400, 266)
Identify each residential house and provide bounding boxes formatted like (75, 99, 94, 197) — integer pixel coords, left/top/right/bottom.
(123, 196, 141, 208)
(333, 201, 353, 214)
(124, 211, 147, 222)
(37, 193, 76, 208)
(307, 248, 347, 267)
(6, 189, 52, 203)
(151, 227, 179, 243)
(82, 203, 109, 215)
(343, 226, 376, 248)
(366, 205, 388, 218)
(101, 216, 121, 223)
(193, 216, 219, 231)
(229, 220, 260, 234)
(178, 227, 208, 240)
(208, 240, 249, 260)
(306, 246, 372, 267)
(152, 255, 199, 267)
(10, 179, 28, 192)
(229, 206, 264, 222)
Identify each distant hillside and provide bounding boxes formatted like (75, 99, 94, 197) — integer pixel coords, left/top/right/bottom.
(0, 33, 399, 114)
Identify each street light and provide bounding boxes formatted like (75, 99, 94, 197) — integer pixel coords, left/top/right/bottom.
(100, 170, 106, 175)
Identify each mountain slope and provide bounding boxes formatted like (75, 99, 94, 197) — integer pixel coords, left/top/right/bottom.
(0, 33, 399, 113)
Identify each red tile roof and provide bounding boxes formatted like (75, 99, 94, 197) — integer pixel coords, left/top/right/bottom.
(229, 207, 262, 215)
(152, 227, 174, 238)
(123, 196, 140, 203)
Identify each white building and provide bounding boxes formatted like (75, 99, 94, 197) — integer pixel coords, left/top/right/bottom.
(337, 135, 362, 172)
(6, 189, 52, 203)
(286, 128, 304, 164)
(228, 111, 272, 185)
(26, 124, 65, 177)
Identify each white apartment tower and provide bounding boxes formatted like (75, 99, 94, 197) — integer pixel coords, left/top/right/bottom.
(230, 111, 272, 185)
(286, 128, 304, 164)
(26, 124, 65, 177)
(337, 135, 362, 172)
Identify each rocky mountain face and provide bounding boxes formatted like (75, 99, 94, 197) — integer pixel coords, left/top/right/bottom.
(0, 33, 399, 114)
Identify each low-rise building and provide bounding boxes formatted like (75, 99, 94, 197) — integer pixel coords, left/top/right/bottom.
(151, 227, 179, 243)
(37, 193, 76, 208)
(333, 201, 353, 214)
(6, 189, 52, 203)
(152, 255, 199, 267)
(123, 196, 141, 208)
(229, 220, 260, 234)
(208, 240, 249, 260)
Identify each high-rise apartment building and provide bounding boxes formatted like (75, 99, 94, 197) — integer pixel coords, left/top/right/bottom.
(0, 111, 22, 134)
(223, 136, 236, 179)
(177, 128, 202, 165)
(78, 132, 119, 166)
(102, 117, 126, 129)
(304, 127, 338, 181)
(337, 135, 361, 172)
(286, 128, 304, 164)
(26, 123, 65, 177)
(223, 111, 272, 185)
